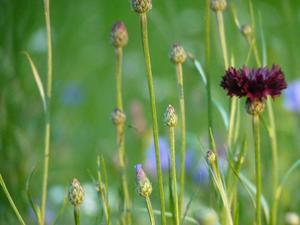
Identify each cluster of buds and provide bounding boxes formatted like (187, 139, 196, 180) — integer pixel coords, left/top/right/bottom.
(68, 178, 84, 207)
(164, 105, 178, 127)
(131, 0, 152, 14)
(111, 21, 128, 48)
(169, 44, 187, 64)
(210, 0, 227, 12)
(111, 108, 126, 125)
(135, 164, 152, 198)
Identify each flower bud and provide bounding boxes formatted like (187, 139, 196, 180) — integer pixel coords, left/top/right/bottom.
(285, 212, 300, 225)
(207, 150, 216, 164)
(240, 24, 252, 37)
(246, 99, 265, 116)
(111, 21, 128, 48)
(169, 44, 187, 64)
(131, 0, 152, 14)
(135, 164, 152, 198)
(210, 0, 227, 12)
(112, 108, 126, 125)
(164, 105, 178, 127)
(68, 178, 84, 207)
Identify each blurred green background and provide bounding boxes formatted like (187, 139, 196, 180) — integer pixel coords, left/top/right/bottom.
(1, 0, 300, 224)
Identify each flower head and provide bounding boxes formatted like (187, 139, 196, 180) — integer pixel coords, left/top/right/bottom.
(111, 21, 128, 48)
(164, 104, 178, 127)
(169, 44, 187, 64)
(135, 164, 152, 198)
(131, 0, 152, 14)
(111, 108, 126, 125)
(221, 65, 287, 102)
(68, 178, 84, 207)
(284, 79, 300, 112)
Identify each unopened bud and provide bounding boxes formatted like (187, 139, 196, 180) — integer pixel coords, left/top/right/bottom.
(207, 150, 216, 163)
(240, 24, 252, 37)
(285, 212, 300, 225)
(131, 0, 152, 14)
(111, 21, 128, 48)
(135, 164, 152, 198)
(246, 99, 265, 116)
(210, 0, 227, 12)
(164, 105, 178, 127)
(68, 178, 84, 207)
(169, 44, 187, 64)
(112, 108, 126, 125)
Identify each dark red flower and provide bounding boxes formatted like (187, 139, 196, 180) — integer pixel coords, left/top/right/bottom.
(221, 65, 287, 102)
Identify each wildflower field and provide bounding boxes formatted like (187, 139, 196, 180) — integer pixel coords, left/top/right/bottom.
(1, 0, 300, 225)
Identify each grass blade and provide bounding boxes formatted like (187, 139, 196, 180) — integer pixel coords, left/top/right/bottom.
(22, 51, 47, 111)
(0, 174, 27, 225)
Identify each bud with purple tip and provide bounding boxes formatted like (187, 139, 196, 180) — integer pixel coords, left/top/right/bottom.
(135, 164, 152, 198)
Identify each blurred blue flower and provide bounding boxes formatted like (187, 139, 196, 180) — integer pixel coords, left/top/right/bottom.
(60, 82, 85, 107)
(145, 137, 170, 176)
(284, 79, 300, 112)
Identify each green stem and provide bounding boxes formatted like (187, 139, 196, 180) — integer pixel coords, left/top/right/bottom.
(74, 206, 80, 225)
(205, 0, 213, 149)
(115, 47, 124, 110)
(169, 126, 179, 225)
(41, 0, 53, 224)
(146, 197, 156, 225)
(228, 97, 237, 149)
(114, 46, 131, 224)
(175, 63, 186, 219)
(216, 11, 229, 68)
(0, 174, 27, 225)
(139, 13, 166, 225)
(252, 115, 262, 225)
(267, 97, 278, 225)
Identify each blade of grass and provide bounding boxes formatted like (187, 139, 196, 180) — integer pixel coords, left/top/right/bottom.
(22, 51, 47, 112)
(0, 174, 27, 225)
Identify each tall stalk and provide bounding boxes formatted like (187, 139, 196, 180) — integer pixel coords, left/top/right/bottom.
(139, 13, 166, 225)
(41, 0, 53, 223)
(252, 114, 262, 225)
(205, 0, 213, 149)
(145, 197, 156, 225)
(169, 126, 179, 225)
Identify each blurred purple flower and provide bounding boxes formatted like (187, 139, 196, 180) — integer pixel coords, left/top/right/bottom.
(60, 82, 85, 107)
(145, 137, 170, 176)
(284, 79, 300, 112)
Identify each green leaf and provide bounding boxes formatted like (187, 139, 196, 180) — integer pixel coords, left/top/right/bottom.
(22, 51, 47, 111)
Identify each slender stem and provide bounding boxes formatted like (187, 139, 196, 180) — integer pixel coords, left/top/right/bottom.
(168, 126, 179, 225)
(175, 63, 186, 219)
(216, 11, 229, 68)
(267, 97, 278, 225)
(228, 96, 237, 149)
(74, 206, 80, 225)
(0, 175, 27, 225)
(139, 13, 166, 225)
(115, 47, 124, 110)
(146, 197, 156, 225)
(114, 45, 131, 224)
(41, 0, 53, 224)
(205, 0, 213, 149)
(252, 115, 262, 225)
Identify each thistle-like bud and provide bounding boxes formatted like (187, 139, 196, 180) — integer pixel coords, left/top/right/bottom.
(240, 24, 252, 37)
(285, 212, 300, 225)
(210, 0, 227, 12)
(135, 164, 152, 198)
(111, 108, 126, 125)
(164, 104, 178, 127)
(246, 99, 265, 116)
(131, 0, 152, 14)
(111, 21, 128, 48)
(207, 150, 216, 164)
(68, 178, 84, 207)
(169, 44, 187, 64)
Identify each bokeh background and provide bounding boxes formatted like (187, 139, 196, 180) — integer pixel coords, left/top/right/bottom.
(1, 0, 300, 224)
